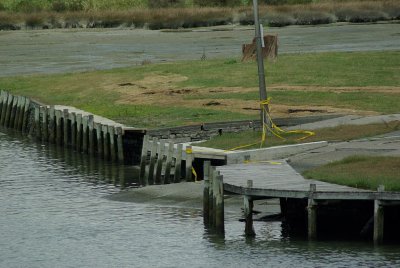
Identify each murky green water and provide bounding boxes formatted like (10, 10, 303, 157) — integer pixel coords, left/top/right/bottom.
(1, 128, 400, 268)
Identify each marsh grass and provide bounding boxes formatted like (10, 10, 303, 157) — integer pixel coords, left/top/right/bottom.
(0, 0, 398, 30)
(303, 156, 400, 191)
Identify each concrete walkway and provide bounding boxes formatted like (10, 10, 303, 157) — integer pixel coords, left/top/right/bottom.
(287, 114, 400, 172)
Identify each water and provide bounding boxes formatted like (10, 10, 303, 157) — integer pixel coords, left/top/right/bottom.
(1, 128, 400, 268)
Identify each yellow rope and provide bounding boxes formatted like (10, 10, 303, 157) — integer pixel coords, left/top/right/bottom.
(226, 97, 315, 151)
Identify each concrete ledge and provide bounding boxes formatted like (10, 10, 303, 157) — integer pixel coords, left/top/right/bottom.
(226, 141, 328, 164)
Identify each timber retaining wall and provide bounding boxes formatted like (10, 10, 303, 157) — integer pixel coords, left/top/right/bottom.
(0, 90, 145, 164)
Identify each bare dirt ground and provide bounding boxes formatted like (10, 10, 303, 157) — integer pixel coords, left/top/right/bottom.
(113, 73, 395, 118)
(1, 22, 399, 77)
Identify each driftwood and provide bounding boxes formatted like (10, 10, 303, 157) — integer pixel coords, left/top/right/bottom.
(242, 35, 278, 62)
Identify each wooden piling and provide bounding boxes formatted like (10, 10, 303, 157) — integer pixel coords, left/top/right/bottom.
(185, 145, 193, 182)
(307, 184, 318, 240)
(244, 180, 255, 237)
(174, 143, 183, 183)
(48, 106, 56, 143)
(17, 97, 26, 131)
(13, 96, 21, 129)
(82, 116, 89, 153)
(203, 161, 211, 225)
(0, 91, 7, 125)
(70, 112, 77, 148)
(88, 115, 95, 155)
(4, 94, 14, 127)
(209, 167, 215, 227)
(40, 106, 48, 142)
(147, 138, 158, 185)
(9, 95, 18, 128)
(155, 140, 165, 184)
(0, 91, 4, 122)
(108, 125, 116, 161)
(116, 127, 124, 162)
(34, 106, 41, 140)
(102, 125, 110, 159)
(55, 110, 63, 145)
(95, 123, 103, 156)
(76, 114, 82, 152)
(164, 141, 174, 184)
(374, 185, 385, 244)
(63, 109, 69, 146)
(22, 97, 30, 133)
(139, 135, 150, 186)
(215, 173, 224, 234)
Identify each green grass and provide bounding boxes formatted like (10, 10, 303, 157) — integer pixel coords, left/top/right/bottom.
(196, 121, 400, 150)
(303, 156, 400, 191)
(0, 51, 399, 128)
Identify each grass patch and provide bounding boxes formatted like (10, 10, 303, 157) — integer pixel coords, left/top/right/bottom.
(196, 121, 400, 150)
(0, 51, 399, 128)
(302, 156, 400, 191)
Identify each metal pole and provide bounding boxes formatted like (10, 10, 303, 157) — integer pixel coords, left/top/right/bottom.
(252, 0, 269, 123)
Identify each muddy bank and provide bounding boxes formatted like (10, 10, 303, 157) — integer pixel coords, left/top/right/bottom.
(1, 22, 399, 77)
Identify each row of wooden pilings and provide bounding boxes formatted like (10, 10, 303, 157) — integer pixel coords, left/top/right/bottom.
(138, 135, 195, 186)
(0, 90, 31, 132)
(0, 90, 125, 162)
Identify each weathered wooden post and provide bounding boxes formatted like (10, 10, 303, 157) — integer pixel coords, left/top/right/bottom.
(0, 91, 8, 126)
(95, 123, 103, 156)
(108, 125, 116, 161)
(102, 125, 110, 159)
(82, 116, 89, 153)
(70, 112, 77, 148)
(0, 90, 4, 121)
(164, 141, 174, 184)
(174, 143, 183, 182)
(155, 140, 165, 184)
(4, 94, 14, 127)
(139, 135, 149, 186)
(9, 95, 18, 128)
(88, 115, 95, 155)
(55, 110, 63, 145)
(244, 180, 256, 237)
(48, 106, 55, 143)
(76, 114, 83, 152)
(40, 106, 48, 142)
(307, 183, 318, 240)
(374, 185, 385, 244)
(203, 161, 211, 225)
(209, 167, 215, 227)
(185, 145, 193, 181)
(116, 127, 124, 162)
(215, 173, 224, 234)
(147, 138, 158, 185)
(63, 109, 69, 146)
(13, 96, 21, 129)
(22, 97, 30, 132)
(17, 97, 26, 131)
(34, 106, 41, 140)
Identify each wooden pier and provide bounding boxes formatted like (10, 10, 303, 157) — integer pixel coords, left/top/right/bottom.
(203, 160, 400, 244)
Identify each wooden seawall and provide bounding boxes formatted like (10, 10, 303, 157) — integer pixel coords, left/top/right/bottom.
(203, 160, 400, 244)
(0, 90, 145, 164)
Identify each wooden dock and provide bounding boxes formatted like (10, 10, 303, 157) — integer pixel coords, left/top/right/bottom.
(203, 160, 400, 244)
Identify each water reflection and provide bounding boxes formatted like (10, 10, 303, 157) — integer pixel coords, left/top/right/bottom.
(2, 127, 400, 268)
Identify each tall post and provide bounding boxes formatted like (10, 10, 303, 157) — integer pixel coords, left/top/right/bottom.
(244, 179, 255, 237)
(252, 0, 269, 124)
(374, 185, 385, 244)
(307, 183, 318, 240)
(203, 161, 211, 226)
